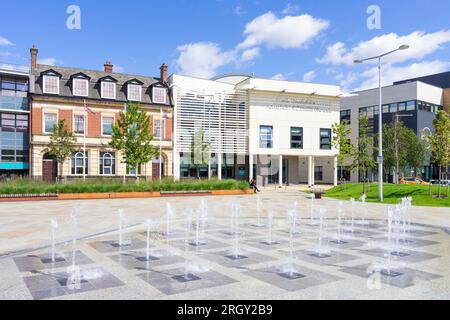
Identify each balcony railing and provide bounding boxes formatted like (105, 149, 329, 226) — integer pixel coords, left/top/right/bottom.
(0, 96, 29, 111)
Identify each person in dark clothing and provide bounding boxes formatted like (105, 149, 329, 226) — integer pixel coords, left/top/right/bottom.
(249, 179, 260, 193)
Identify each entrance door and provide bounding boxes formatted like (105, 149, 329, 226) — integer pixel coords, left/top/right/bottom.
(152, 158, 165, 180)
(42, 160, 57, 183)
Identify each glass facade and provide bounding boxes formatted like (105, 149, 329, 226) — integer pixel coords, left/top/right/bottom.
(0, 74, 29, 176)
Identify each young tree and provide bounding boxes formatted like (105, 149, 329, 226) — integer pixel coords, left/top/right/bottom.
(190, 129, 210, 179)
(332, 121, 355, 186)
(422, 110, 450, 198)
(382, 121, 426, 183)
(47, 119, 76, 181)
(109, 102, 160, 182)
(351, 115, 377, 193)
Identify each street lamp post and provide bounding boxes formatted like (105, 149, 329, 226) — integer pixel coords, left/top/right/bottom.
(354, 44, 409, 202)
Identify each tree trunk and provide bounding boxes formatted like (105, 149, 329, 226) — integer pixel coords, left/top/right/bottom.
(438, 166, 442, 198)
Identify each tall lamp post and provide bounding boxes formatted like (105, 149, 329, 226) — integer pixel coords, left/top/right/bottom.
(354, 44, 409, 202)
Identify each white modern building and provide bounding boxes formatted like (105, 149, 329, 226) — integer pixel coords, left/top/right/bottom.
(341, 80, 445, 183)
(169, 74, 342, 186)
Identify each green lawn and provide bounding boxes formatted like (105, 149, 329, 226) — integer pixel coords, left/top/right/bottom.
(325, 183, 450, 207)
(0, 178, 249, 195)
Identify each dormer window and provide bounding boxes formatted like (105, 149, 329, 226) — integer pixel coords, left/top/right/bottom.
(71, 73, 90, 97)
(128, 84, 141, 101)
(152, 86, 167, 104)
(43, 75, 60, 94)
(73, 79, 88, 97)
(99, 76, 118, 100)
(101, 82, 116, 99)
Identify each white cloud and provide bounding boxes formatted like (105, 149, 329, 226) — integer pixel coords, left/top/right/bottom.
(0, 36, 13, 46)
(318, 30, 450, 66)
(282, 3, 300, 15)
(271, 73, 286, 80)
(356, 60, 450, 91)
(241, 47, 260, 62)
(114, 65, 125, 73)
(237, 12, 329, 50)
(175, 42, 234, 78)
(38, 58, 64, 66)
(302, 70, 317, 82)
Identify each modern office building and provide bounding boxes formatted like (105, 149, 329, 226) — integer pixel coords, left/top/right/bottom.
(0, 65, 30, 177)
(28, 46, 173, 182)
(341, 78, 446, 182)
(170, 74, 341, 186)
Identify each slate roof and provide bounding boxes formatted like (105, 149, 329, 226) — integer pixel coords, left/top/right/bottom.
(31, 64, 171, 106)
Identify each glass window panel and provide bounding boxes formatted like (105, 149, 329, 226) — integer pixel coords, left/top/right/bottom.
(44, 113, 57, 133)
(73, 79, 88, 96)
(152, 87, 167, 104)
(73, 115, 85, 134)
(320, 129, 332, 150)
(102, 117, 113, 136)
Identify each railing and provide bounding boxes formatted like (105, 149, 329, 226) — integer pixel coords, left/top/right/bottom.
(0, 96, 29, 111)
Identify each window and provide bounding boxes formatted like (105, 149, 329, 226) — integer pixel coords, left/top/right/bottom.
(314, 166, 323, 181)
(43, 76, 59, 94)
(126, 164, 141, 176)
(406, 100, 416, 111)
(340, 110, 351, 124)
(398, 102, 406, 112)
(73, 78, 88, 96)
(259, 126, 273, 148)
(152, 87, 167, 104)
(99, 152, 116, 175)
(102, 117, 114, 136)
(44, 113, 57, 133)
(71, 151, 88, 175)
(101, 82, 116, 99)
(153, 119, 165, 139)
(390, 103, 398, 113)
(127, 84, 141, 101)
(320, 128, 332, 150)
(382, 105, 389, 113)
(73, 114, 85, 135)
(291, 127, 303, 149)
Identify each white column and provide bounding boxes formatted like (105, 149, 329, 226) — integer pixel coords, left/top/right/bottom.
(173, 151, 180, 181)
(278, 154, 283, 188)
(333, 156, 338, 186)
(308, 156, 312, 187)
(311, 156, 315, 186)
(218, 153, 222, 180)
(249, 154, 253, 181)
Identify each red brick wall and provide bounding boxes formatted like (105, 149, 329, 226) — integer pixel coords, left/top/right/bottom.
(88, 112, 101, 137)
(59, 110, 73, 132)
(31, 108, 42, 134)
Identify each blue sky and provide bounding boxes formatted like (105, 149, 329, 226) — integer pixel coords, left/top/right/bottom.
(1, 0, 450, 92)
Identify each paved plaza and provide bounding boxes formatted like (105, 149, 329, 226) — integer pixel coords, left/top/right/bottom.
(0, 189, 449, 300)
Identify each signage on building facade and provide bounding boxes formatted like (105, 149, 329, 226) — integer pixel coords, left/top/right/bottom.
(269, 96, 340, 113)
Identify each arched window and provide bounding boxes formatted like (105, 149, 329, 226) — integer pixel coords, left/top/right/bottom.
(71, 151, 88, 175)
(99, 152, 116, 175)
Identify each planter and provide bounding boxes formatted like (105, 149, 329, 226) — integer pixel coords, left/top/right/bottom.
(0, 189, 253, 202)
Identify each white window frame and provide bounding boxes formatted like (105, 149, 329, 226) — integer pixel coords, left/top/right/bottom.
(73, 113, 86, 136)
(152, 87, 167, 104)
(153, 119, 165, 139)
(101, 81, 116, 99)
(101, 115, 115, 137)
(71, 151, 88, 176)
(126, 163, 142, 176)
(73, 78, 89, 97)
(43, 75, 60, 95)
(99, 151, 116, 176)
(127, 84, 142, 102)
(43, 112, 58, 134)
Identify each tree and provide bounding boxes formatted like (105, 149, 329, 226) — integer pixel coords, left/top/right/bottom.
(47, 119, 76, 181)
(351, 115, 377, 193)
(422, 110, 450, 198)
(332, 121, 355, 186)
(382, 121, 426, 183)
(109, 102, 160, 181)
(190, 129, 210, 179)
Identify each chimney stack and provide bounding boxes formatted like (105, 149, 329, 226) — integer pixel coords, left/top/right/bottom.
(104, 61, 113, 73)
(30, 45, 38, 70)
(160, 63, 168, 83)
